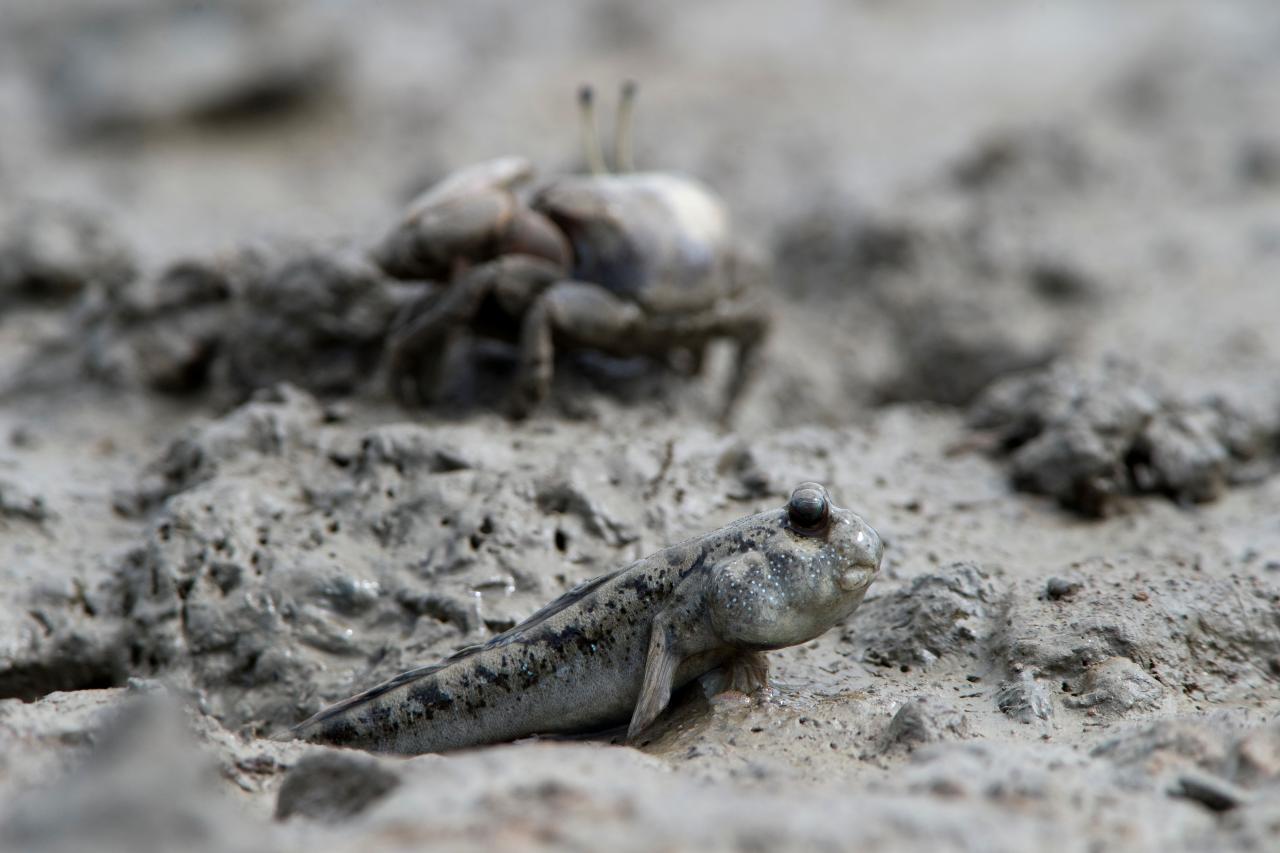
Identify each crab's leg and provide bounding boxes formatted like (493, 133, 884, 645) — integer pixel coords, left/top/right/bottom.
(718, 303, 771, 425)
(512, 280, 645, 416)
(512, 282, 770, 422)
(637, 298, 771, 424)
(385, 256, 562, 406)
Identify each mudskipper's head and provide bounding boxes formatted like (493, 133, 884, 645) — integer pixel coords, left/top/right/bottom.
(786, 481, 882, 595)
(709, 482, 884, 650)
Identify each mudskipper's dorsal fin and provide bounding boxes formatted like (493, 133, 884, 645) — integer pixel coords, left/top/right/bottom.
(487, 565, 627, 646)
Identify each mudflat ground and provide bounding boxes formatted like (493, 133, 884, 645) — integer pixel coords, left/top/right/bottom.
(1, 2, 1279, 851)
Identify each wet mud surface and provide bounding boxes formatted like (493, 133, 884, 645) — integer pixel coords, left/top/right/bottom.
(2, 1, 1280, 850)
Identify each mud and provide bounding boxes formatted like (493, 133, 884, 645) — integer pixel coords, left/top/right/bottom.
(972, 359, 1280, 516)
(0, 202, 136, 303)
(2, 1, 1280, 851)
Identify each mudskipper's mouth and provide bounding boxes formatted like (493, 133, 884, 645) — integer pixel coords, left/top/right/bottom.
(838, 565, 877, 592)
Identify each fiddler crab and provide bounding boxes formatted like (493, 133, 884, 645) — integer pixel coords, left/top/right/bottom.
(374, 83, 770, 420)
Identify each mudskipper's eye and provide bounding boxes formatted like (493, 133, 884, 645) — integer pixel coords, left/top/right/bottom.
(788, 484, 829, 532)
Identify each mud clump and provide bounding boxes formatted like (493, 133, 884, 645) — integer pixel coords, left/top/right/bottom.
(1091, 713, 1280, 808)
(223, 249, 412, 396)
(70, 232, 672, 413)
(0, 202, 136, 302)
(83, 245, 413, 399)
(121, 383, 327, 514)
(107, 387, 686, 730)
(846, 562, 1003, 671)
(1234, 719, 1280, 788)
(997, 572, 1280, 707)
(971, 359, 1280, 516)
(1063, 656, 1167, 715)
(84, 252, 246, 393)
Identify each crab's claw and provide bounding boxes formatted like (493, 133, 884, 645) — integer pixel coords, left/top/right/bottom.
(373, 157, 569, 281)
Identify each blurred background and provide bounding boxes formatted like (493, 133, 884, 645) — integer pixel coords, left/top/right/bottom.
(1, 0, 1273, 248)
(2, 0, 1278, 423)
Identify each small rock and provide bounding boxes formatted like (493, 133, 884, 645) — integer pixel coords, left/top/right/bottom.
(1026, 259, 1097, 303)
(1064, 657, 1164, 715)
(996, 670, 1054, 723)
(885, 696, 971, 749)
(1170, 771, 1250, 813)
(275, 751, 402, 823)
(1045, 576, 1082, 600)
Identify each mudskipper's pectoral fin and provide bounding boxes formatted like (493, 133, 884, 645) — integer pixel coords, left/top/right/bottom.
(699, 650, 770, 697)
(724, 650, 770, 694)
(627, 619, 679, 742)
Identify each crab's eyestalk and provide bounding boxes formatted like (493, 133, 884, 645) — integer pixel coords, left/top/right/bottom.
(578, 85, 608, 176)
(614, 80, 638, 173)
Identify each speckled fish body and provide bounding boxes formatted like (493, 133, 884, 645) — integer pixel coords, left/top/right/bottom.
(289, 483, 882, 755)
